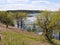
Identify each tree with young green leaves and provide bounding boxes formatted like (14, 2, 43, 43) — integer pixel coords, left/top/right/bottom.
(14, 12, 27, 28)
(0, 11, 14, 28)
(36, 10, 60, 40)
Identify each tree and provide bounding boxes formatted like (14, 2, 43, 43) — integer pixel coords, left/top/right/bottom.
(0, 11, 14, 28)
(36, 10, 60, 40)
(14, 12, 27, 28)
(6, 12, 14, 28)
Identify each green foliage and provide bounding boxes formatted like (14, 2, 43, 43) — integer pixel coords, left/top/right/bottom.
(6, 13, 14, 26)
(0, 11, 28, 28)
(14, 12, 27, 20)
(0, 11, 14, 26)
(36, 10, 60, 40)
(13, 12, 27, 28)
(0, 31, 44, 45)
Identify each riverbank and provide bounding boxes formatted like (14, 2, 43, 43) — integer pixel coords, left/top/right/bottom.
(0, 23, 60, 45)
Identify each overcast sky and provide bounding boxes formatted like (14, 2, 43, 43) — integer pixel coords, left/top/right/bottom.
(0, 0, 60, 11)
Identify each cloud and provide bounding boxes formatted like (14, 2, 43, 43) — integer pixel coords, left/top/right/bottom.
(0, 0, 60, 11)
(0, 0, 7, 4)
(7, 0, 29, 4)
(0, 5, 6, 11)
(6, 4, 57, 11)
(54, 3, 60, 7)
(6, 4, 44, 10)
(0, 3, 59, 11)
(31, 0, 50, 4)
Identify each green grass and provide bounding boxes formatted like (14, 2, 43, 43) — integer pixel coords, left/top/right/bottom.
(52, 39, 60, 45)
(0, 31, 45, 45)
(0, 31, 60, 45)
(1, 32, 18, 45)
(0, 32, 29, 45)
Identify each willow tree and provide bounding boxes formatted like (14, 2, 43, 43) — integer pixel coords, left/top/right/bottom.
(14, 12, 27, 28)
(36, 10, 60, 40)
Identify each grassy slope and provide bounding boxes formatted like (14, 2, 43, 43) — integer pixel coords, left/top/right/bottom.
(0, 23, 60, 45)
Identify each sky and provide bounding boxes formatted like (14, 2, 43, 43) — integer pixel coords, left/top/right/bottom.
(0, 0, 60, 11)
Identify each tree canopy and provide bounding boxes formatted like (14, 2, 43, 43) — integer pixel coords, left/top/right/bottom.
(36, 10, 60, 40)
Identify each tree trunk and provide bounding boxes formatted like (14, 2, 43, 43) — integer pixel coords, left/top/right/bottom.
(6, 25, 8, 28)
(45, 29, 49, 39)
(45, 29, 52, 40)
(20, 18, 23, 29)
(59, 32, 60, 40)
(17, 20, 19, 28)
